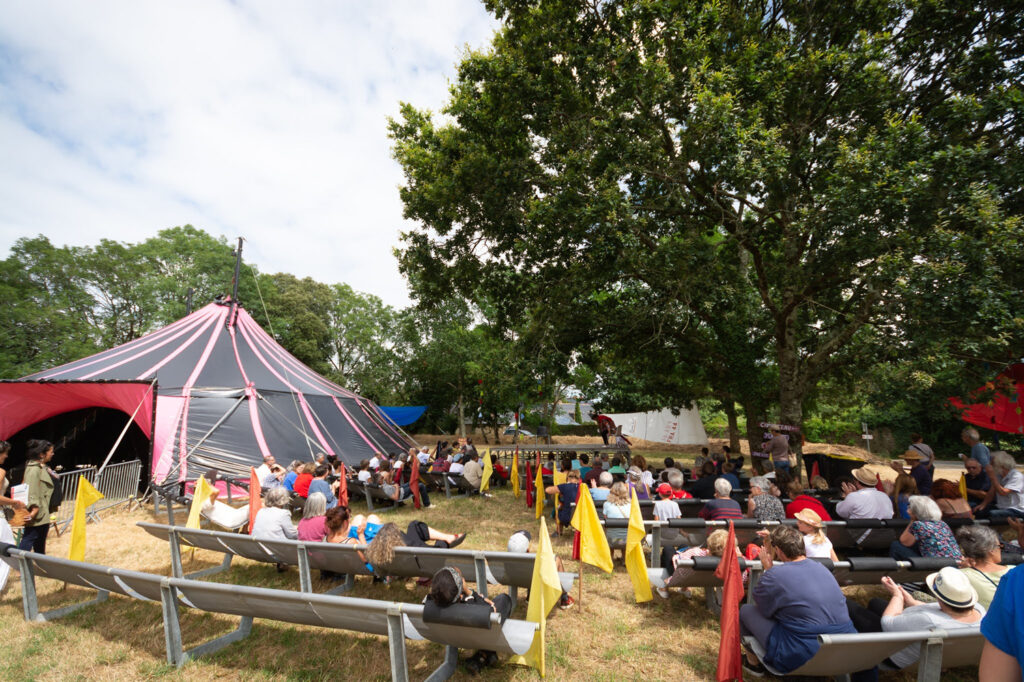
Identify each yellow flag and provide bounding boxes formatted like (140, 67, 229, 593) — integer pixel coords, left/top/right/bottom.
(511, 449, 521, 499)
(626, 489, 653, 602)
(551, 470, 567, 517)
(67, 476, 104, 562)
(535, 461, 545, 519)
(186, 476, 215, 529)
(959, 472, 968, 501)
(569, 485, 613, 573)
(509, 517, 562, 677)
(480, 447, 493, 493)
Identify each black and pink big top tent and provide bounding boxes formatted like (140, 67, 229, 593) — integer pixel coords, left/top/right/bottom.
(0, 299, 413, 483)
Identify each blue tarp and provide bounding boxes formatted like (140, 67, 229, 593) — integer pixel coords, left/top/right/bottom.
(379, 405, 428, 426)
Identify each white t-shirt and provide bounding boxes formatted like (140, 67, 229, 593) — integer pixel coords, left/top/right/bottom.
(417, 451, 431, 464)
(653, 499, 681, 521)
(803, 534, 834, 559)
(357, 470, 371, 483)
(882, 603, 985, 668)
(369, 456, 381, 470)
(836, 487, 894, 520)
(449, 462, 465, 475)
(997, 469, 1024, 511)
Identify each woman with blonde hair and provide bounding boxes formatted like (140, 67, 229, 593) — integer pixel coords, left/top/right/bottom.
(602, 481, 631, 552)
(890, 473, 918, 519)
(659, 529, 750, 599)
(362, 519, 467, 577)
(794, 509, 838, 561)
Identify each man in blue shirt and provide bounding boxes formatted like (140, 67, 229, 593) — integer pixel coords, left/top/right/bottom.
(981, 563, 1024, 680)
(961, 427, 991, 467)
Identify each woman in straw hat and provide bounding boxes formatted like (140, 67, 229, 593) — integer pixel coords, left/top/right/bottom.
(794, 508, 838, 561)
(846, 567, 983, 670)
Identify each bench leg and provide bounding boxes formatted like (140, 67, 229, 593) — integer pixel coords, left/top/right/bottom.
(18, 554, 109, 622)
(297, 545, 311, 593)
(185, 615, 254, 662)
(184, 553, 233, 579)
(509, 586, 518, 611)
(161, 582, 186, 667)
(387, 609, 410, 682)
(473, 555, 488, 599)
(651, 526, 662, 569)
(169, 529, 184, 579)
(325, 573, 355, 595)
(705, 586, 722, 615)
(424, 645, 459, 682)
(916, 636, 944, 682)
(365, 489, 374, 511)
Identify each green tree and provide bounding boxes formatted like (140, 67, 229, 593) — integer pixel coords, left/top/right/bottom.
(390, 0, 1023, 442)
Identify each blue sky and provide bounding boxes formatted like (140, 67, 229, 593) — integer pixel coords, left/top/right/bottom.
(0, 1, 498, 307)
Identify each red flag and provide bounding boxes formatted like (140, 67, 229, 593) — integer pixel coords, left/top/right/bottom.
(571, 483, 583, 560)
(713, 520, 745, 682)
(810, 460, 820, 481)
(875, 477, 885, 492)
(409, 456, 422, 509)
(248, 467, 262, 534)
(526, 462, 535, 508)
(337, 462, 349, 508)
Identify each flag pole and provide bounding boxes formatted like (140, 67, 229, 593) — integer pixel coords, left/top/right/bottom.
(578, 560, 583, 610)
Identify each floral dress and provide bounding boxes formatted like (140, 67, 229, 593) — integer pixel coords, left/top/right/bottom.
(910, 520, 963, 559)
(751, 493, 786, 522)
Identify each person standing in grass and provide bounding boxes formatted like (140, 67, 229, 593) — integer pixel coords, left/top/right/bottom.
(19, 439, 55, 555)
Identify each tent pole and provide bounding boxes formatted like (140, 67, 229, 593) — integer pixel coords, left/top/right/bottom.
(95, 380, 157, 485)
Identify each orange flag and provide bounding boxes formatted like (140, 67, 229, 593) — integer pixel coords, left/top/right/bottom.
(714, 521, 745, 681)
(338, 462, 349, 508)
(248, 468, 262, 534)
(958, 472, 968, 502)
(409, 456, 422, 509)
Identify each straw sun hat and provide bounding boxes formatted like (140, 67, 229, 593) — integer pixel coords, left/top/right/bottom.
(793, 509, 824, 528)
(851, 467, 879, 487)
(926, 566, 979, 609)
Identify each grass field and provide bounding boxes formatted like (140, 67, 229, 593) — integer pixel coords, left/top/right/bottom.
(0, 478, 978, 681)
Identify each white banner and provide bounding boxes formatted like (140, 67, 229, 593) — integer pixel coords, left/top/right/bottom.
(605, 407, 708, 445)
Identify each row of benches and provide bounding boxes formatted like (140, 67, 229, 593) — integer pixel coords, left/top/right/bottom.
(598, 516, 1009, 563)
(1, 544, 536, 681)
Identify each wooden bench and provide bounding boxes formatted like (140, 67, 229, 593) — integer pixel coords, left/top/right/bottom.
(5, 545, 537, 681)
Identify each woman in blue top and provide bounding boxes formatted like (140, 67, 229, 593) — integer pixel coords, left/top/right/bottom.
(544, 468, 580, 534)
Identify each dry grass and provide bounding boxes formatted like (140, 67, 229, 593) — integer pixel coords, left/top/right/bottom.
(1, 489, 976, 681)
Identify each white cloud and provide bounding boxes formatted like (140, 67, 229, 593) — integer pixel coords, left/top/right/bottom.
(0, 0, 498, 307)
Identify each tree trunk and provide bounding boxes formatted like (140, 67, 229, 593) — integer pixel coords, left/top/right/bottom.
(776, 313, 806, 480)
(457, 390, 466, 439)
(723, 400, 741, 452)
(742, 400, 768, 475)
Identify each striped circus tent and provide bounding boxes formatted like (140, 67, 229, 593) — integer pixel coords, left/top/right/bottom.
(0, 299, 413, 483)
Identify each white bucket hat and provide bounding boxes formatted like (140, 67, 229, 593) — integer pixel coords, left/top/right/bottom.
(926, 566, 978, 609)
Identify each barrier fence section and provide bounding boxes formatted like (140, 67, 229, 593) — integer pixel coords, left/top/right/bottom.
(52, 460, 143, 532)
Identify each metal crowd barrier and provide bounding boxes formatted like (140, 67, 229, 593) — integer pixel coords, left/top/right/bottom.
(52, 460, 143, 532)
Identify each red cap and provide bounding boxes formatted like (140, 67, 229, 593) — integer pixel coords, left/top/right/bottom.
(657, 482, 673, 497)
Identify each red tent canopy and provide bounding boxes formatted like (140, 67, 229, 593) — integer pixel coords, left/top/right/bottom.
(950, 363, 1024, 435)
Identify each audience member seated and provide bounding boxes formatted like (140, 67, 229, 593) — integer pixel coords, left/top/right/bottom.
(668, 471, 692, 500)
(659, 528, 749, 598)
(747, 476, 785, 522)
(590, 471, 613, 503)
(627, 466, 651, 500)
(846, 569, 983, 670)
(836, 467, 893, 520)
(769, 468, 794, 499)
(426, 566, 512, 674)
(740, 526, 856, 677)
(719, 462, 740, 490)
(251, 487, 298, 541)
(297, 492, 328, 542)
(307, 465, 338, 510)
(784, 479, 832, 521)
(980, 561, 1024, 679)
(931, 478, 973, 519)
(607, 456, 626, 479)
(698, 478, 744, 521)
(958, 525, 1010, 609)
(890, 449, 932, 496)
(199, 486, 250, 530)
(363, 521, 467, 578)
(794, 509, 838, 561)
(292, 463, 315, 499)
(490, 455, 508, 487)
(431, 453, 451, 473)
(661, 457, 683, 483)
(689, 461, 719, 499)
(462, 451, 484, 489)
(582, 458, 604, 487)
(631, 455, 655, 488)
(602, 482, 631, 552)
(964, 456, 991, 503)
(974, 451, 1024, 521)
(886, 472, 918, 519)
(545, 469, 581, 534)
(890, 495, 962, 561)
(380, 468, 432, 508)
(356, 459, 372, 483)
(448, 456, 465, 476)
(283, 460, 302, 492)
